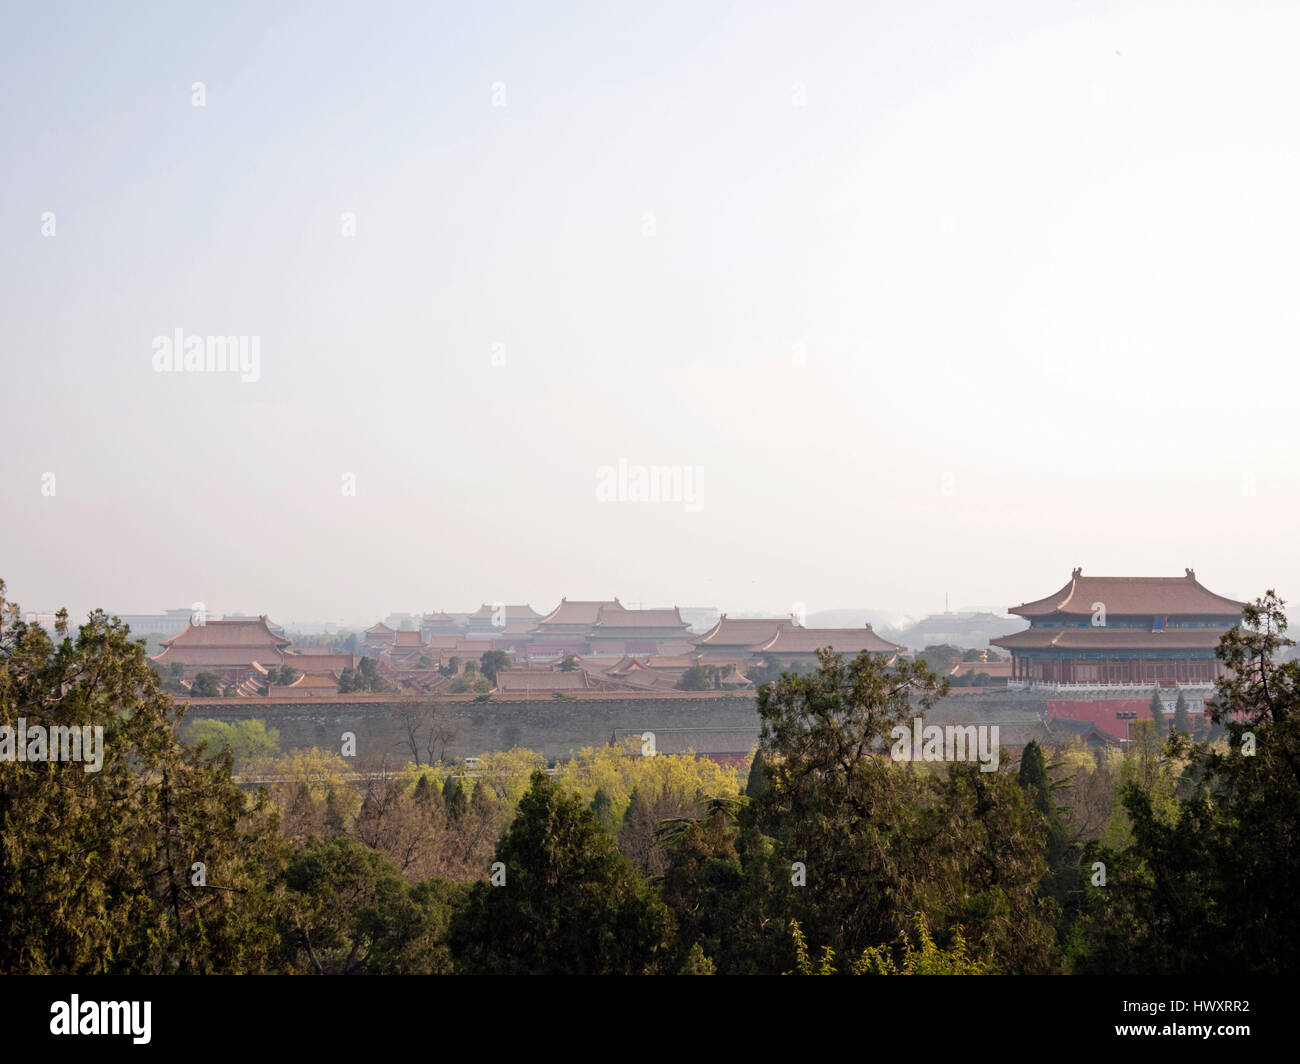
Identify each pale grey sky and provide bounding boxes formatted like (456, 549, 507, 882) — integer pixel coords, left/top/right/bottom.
(1, 1, 1295, 627)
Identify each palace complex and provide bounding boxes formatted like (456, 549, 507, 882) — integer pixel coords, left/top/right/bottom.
(138, 569, 1251, 746)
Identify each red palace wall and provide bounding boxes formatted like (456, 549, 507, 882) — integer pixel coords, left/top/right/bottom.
(1048, 699, 1156, 740)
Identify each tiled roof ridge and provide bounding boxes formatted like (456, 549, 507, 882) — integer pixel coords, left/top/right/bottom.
(1009, 569, 1246, 617)
(159, 615, 289, 649)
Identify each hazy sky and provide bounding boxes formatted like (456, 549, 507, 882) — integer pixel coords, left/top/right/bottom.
(3, 1, 1297, 627)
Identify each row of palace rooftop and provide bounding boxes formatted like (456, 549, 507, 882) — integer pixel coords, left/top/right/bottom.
(90, 568, 1255, 702)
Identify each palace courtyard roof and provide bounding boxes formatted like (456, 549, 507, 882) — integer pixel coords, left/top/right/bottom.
(1010, 568, 1245, 618)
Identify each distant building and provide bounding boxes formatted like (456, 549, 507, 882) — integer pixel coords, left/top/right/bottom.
(22, 611, 65, 633)
(271, 651, 357, 697)
(151, 616, 290, 682)
(892, 611, 1025, 650)
(591, 653, 707, 691)
(587, 604, 692, 654)
(755, 625, 901, 669)
(420, 636, 494, 671)
(222, 613, 287, 637)
(993, 568, 1244, 734)
(495, 668, 604, 694)
(387, 629, 430, 666)
(465, 603, 542, 638)
(420, 611, 461, 637)
(692, 616, 793, 663)
(363, 622, 395, 654)
(112, 608, 201, 638)
(948, 658, 1013, 685)
(530, 598, 620, 655)
(283, 650, 356, 673)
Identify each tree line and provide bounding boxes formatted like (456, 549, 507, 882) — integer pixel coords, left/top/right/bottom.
(2, 578, 1295, 974)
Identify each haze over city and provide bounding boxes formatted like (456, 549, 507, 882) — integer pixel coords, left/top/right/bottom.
(7, 0, 1300, 1012)
(3, 0, 1295, 624)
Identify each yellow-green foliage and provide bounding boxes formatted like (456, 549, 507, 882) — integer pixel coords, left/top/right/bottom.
(469, 748, 549, 804)
(253, 746, 362, 822)
(853, 914, 993, 974)
(1055, 736, 1121, 778)
(788, 915, 995, 975)
(397, 748, 546, 804)
(397, 763, 442, 791)
(183, 717, 279, 770)
(556, 745, 744, 822)
(1099, 727, 1185, 850)
(679, 943, 717, 974)
(388, 744, 742, 826)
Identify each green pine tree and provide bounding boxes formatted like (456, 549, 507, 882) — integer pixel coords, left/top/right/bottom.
(589, 787, 618, 835)
(1078, 592, 1300, 974)
(1172, 690, 1193, 736)
(679, 942, 717, 974)
(449, 772, 671, 973)
(745, 749, 769, 798)
(442, 775, 468, 822)
(1149, 690, 1167, 737)
(0, 581, 288, 974)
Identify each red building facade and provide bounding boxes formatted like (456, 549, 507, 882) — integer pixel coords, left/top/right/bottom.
(992, 568, 1244, 719)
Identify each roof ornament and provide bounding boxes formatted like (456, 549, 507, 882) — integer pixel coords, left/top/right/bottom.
(1071, 567, 1082, 579)
(1185, 568, 1195, 578)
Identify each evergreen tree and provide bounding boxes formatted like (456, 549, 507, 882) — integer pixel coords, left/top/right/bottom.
(469, 777, 496, 821)
(0, 582, 287, 974)
(449, 772, 670, 973)
(751, 647, 1058, 973)
(1079, 592, 1300, 974)
(657, 803, 748, 972)
(192, 671, 221, 697)
(478, 650, 509, 684)
(412, 773, 436, 809)
(745, 749, 769, 799)
(442, 775, 468, 822)
(1149, 690, 1167, 738)
(277, 837, 461, 974)
(679, 942, 716, 974)
(589, 787, 618, 835)
(324, 786, 351, 835)
(1172, 690, 1193, 737)
(1016, 741, 1079, 939)
(749, 649, 942, 965)
(618, 785, 662, 873)
(678, 665, 720, 691)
